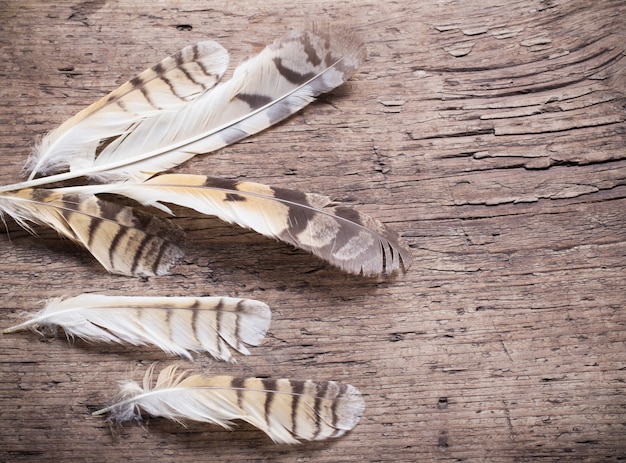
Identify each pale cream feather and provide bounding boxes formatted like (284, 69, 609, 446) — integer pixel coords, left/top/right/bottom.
(3, 294, 271, 362)
(26, 41, 229, 181)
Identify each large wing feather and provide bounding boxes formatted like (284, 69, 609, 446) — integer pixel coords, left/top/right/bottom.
(64, 173, 412, 276)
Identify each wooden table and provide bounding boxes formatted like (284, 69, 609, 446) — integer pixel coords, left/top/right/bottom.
(1, 1, 625, 461)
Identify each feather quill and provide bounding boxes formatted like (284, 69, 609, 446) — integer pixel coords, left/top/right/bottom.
(66, 173, 412, 276)
(93, 364, 365, 444)
(3, 294, 271, 362)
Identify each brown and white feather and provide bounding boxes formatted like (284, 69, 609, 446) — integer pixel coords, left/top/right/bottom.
(93, 364, 365, 444)
(3, 294, 271, 361)
(63, 173, 412, 276)
(27, 41, 229, 180)
(0, 188, 184, 276)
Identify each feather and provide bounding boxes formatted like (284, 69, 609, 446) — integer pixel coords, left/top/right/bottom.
(87, 25, 366, 182)
(3, 294, 271, 362)
(26, 41, 229, 181)
(67, 173, 412, 276)
(92, 364, 365, 444)
(0, 188, 185, 276)
(5, 24, 365, 190)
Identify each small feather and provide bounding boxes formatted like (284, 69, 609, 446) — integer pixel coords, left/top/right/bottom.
(26, 41, 229, 180)
(0, 188, 184, 276)
(93, 364, 365, 444)
(3, 294, 271, 361)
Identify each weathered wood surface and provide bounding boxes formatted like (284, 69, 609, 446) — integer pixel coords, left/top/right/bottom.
(1, 0, 625, 461)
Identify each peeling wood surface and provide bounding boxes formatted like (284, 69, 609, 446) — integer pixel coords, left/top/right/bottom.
(1, 1, 625, 461)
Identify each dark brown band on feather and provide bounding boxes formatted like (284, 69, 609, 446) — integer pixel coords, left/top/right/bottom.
(272, 57, 316, 85)
(301, 32, 322, 67)
(230, 377, 246, 408)
(235, 92, 273, 110)
(261, 378, 277, 424)
(290, 380, 305, 436)
(312, 380, 329, 440)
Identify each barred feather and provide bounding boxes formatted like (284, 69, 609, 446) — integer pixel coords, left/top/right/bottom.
(3, 294, 271, 361)
(3, 24, 365, 191)
(71, 173, 412, 276)
(0, 188, 184, 276)
(26, 41, 229, 180)
(93, 364, 365, 444)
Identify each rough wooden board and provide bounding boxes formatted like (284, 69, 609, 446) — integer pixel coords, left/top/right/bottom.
(1, 0, 625, 461)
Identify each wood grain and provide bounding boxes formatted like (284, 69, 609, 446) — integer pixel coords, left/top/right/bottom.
(1, 1, 625, 461)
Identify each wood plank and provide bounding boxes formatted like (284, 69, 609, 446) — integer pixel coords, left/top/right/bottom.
(1, 0, 625, 461)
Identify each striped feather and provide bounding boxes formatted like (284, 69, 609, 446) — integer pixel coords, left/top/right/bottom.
(60, 173, 412, 276)
(1, 25, 364, 191)
(26, 40, 229, 181)
(88, 25, 365, 182)
(93, 364, 365, 444)
(3, 294, 271, 362)
(0, 188, 184, 276)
